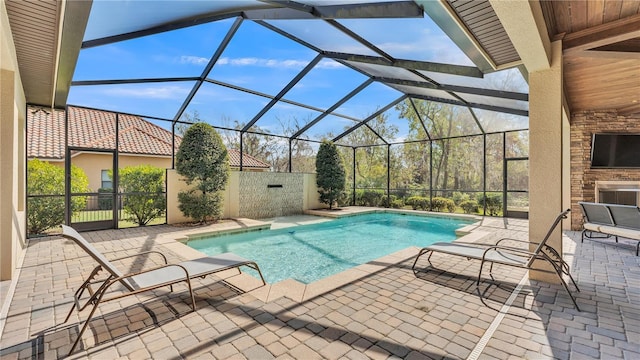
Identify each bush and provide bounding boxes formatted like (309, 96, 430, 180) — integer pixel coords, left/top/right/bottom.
(27, 159, 89, 235)
(337, 190, 352, 207)
(118, 165, 166, 226)
(390, 199, 405, 209)
(406, 196, 429, 210)
(452, 191, 470, 205)
(316, 141, 346, 209)
(430, 197, 456, 212)
(459, 200, 479, 214)
(477, 193, 502, 216)
(98, 187, 113, 210)
(176, 123, 229, 223)
(358, 189, 385, 207)
(380, 194, 397, 208)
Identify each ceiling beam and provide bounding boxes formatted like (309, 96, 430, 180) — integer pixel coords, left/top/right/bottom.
(323, 51, 483, 78)
(54, 0, 92, 108)
(562, 13, 640, 54)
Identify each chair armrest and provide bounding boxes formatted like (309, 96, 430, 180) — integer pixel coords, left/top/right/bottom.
(110, 250, 168, 264)
(495, 238, 540, 246)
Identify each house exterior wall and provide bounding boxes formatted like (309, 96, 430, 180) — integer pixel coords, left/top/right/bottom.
(45, 153, 172, 192)
(1, 2, 27, 280)
(166, 170, 325, 223)
(570, 110, 640, 230)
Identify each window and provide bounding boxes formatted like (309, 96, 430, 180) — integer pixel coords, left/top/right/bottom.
(101, 170, 112, 189)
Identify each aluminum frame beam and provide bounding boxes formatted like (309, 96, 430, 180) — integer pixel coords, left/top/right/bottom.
(323, 52, 484, 78)
(172, 17, 243, 124)
(258, 1, 424, 19)
(333, 95, 406, 142)
(410, 94, 528, 117)
(241, 54, 323, 132)
(375, 77, 528, 101)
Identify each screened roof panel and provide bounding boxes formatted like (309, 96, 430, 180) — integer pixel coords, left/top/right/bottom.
(284, 59, 368, 110)
(337, 16, 475, 65)
(303, 114, 359, 141)
(67, 81, 195, 120)
(252, 101, 323, 134)
(207, 21, 318, 96)
(75, 20, 233, 80)
(473, 109, 529, 133)
(70, 1, 530, 143)
(264, 19, 378, 56)
(458, 93, 529, 112)
(182, 82, 268, 128)
(83, 1, 263, 42)
(419, 67, 528, 93)
(335, 125, 386, 147)
(375, 104, 428, 143)
(332, 82, 403, 120)
(386, 84, 458, 101)
(410, 99, 482, 138)
(344, 61, 426, 82)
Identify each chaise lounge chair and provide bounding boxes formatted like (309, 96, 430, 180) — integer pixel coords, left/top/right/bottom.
(60, 224, 265, 354)
(412, 209, 580, 310)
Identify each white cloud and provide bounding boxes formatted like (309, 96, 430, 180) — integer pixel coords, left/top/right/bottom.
(104, 85, 189, 99)
(217, 57, 310, 69)
(180, 55, 209, 65)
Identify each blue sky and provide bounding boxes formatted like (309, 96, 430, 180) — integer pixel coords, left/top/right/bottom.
(68, 4, 529, 142)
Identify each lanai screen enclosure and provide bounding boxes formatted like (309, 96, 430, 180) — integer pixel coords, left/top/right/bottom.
(26, 1, 530, 234)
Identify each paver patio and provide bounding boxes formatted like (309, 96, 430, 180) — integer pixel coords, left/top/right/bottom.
(0, 210, 638, 359)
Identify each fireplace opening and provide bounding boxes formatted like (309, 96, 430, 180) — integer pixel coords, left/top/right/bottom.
(595, 181, 640, 206)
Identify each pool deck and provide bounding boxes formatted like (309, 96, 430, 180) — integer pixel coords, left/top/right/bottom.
(1, 207, 639, 359)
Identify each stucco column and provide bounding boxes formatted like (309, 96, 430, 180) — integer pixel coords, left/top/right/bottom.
(0, 68, 15, 280)
(528, 40, 564, 283)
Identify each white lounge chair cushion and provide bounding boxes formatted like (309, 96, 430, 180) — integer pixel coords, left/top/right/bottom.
(131, 253, 253, 289)
(597, 225, 640, 240)
(425, 242, 528, 266)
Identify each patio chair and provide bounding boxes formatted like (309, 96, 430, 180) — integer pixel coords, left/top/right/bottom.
(60, 225, 265, 354)
(412, 209, 581, 310)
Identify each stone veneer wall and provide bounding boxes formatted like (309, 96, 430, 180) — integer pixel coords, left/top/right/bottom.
(238, 172, 304, 219)
(570, 110, 640, 230)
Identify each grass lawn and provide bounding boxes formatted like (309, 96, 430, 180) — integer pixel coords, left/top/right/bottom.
(72, 210, 165, 228)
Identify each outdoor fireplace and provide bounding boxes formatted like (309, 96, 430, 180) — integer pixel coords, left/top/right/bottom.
(595, 181, 640, 206)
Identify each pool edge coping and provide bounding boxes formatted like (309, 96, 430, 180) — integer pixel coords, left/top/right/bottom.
(162, 209, 489, 305)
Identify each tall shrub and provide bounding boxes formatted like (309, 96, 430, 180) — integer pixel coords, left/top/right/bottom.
(117, 165, 166, 225)
(175, 123, 229, 223)
(27, 159, 89, 235)
(315, 141, 345, 209)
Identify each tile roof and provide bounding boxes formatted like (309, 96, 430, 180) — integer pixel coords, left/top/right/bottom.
(27, 106, 270, 169)
(227, 149, 270, 169)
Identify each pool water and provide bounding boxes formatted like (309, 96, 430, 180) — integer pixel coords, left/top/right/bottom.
(187, 212, 472, 284)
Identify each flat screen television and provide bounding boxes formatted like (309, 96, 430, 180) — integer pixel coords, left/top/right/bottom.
(591, 134, 640, 168)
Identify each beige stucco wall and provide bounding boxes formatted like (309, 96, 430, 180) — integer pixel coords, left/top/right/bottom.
(1, 2, 27, 280)
(54, 153, 172, 192)
(528, 40, 564, 283)
(167, 170, 324, 224)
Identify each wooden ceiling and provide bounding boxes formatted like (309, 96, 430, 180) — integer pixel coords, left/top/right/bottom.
(540, 1, 640, 115)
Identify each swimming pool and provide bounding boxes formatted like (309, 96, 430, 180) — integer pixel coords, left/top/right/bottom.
(187, 212, 473, 284)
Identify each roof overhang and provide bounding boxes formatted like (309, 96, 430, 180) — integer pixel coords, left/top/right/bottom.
(5, 0, 91, 108)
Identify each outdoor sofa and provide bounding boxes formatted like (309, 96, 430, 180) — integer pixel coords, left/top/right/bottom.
(578, 201, 640, 256)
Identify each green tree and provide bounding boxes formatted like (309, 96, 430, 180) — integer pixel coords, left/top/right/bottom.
(27, 159, 89, 235)
(175, 123, 230, 223)
(316, 141, 346, 209)
(116, 165, 166, 226)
